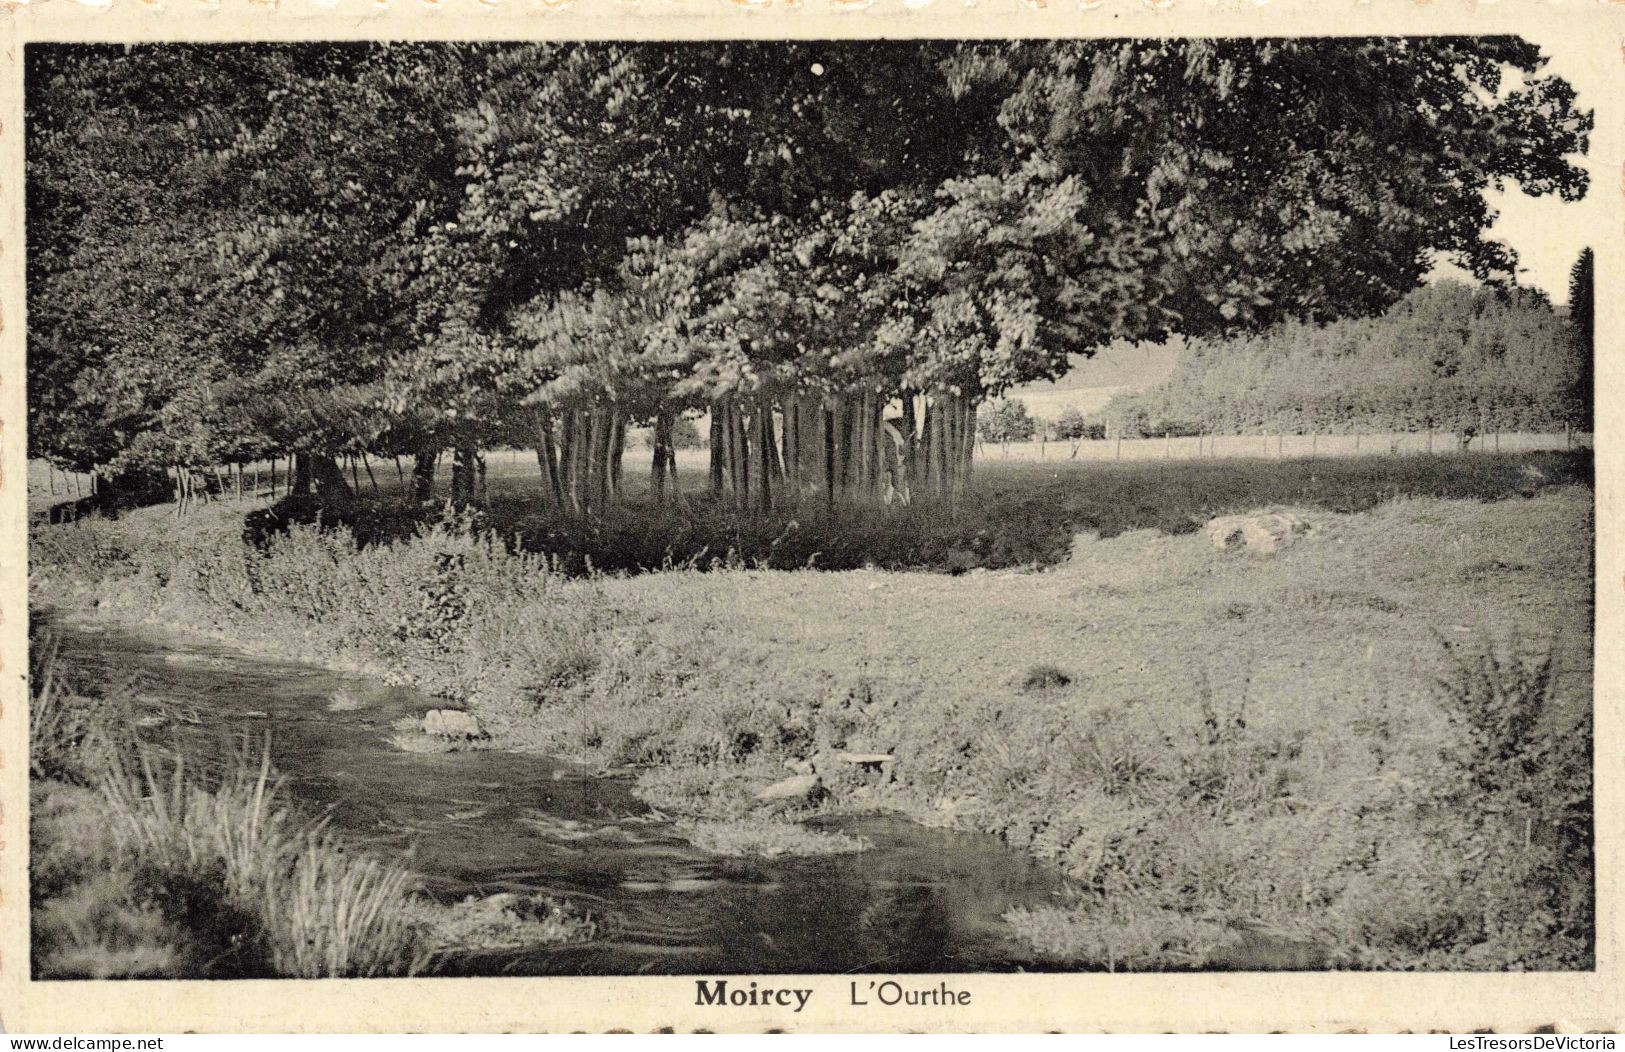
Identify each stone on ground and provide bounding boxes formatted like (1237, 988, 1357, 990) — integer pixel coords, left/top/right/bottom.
(1205, 512, 1313, 554)
(754, 773, 822, 803)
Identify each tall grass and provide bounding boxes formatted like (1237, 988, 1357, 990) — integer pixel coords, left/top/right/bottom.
(31, 647, 430, 977)
(99, 746, 431, 978)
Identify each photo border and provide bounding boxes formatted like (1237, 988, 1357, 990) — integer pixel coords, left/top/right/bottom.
(1, 0, 1619, 1032)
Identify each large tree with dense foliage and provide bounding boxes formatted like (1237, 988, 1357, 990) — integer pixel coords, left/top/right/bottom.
(27, 37, 1591, 512)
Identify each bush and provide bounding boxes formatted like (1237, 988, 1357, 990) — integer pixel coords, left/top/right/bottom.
(641, 417, 704, 449)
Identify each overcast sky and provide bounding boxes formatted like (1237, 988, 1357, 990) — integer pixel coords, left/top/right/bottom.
(1433, 29, 1610, 304)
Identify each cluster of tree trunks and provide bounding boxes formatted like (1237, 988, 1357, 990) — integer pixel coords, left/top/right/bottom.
(705, 389, 977, 513)
(528, 406, 628, 515)
(148, 392, 981, 517)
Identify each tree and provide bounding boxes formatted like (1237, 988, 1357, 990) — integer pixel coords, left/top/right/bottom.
(977, 400, 1036, 451)
(1102, 281, 1581, 440)
(1053, 407, 1105, 456)
(1567, 248, 1594, 432)
(28, 39, 1592, 515)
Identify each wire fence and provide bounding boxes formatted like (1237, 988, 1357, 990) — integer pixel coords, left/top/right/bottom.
(967, 429, 1591, 464)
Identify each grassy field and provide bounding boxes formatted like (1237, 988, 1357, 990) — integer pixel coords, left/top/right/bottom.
(30, 451, 1595, 970)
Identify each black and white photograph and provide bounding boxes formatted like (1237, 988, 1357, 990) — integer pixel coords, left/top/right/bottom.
(5, 4, 1617, 1033)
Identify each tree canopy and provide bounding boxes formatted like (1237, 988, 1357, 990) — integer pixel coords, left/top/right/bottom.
(26, 38, 1592, 507)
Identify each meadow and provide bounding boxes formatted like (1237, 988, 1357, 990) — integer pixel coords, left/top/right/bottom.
(30, 449, 1596, 971)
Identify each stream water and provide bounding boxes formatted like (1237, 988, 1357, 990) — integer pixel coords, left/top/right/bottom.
(42, 614, 1074, 975)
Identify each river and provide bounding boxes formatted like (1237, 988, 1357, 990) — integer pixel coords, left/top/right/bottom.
(42, 614, 1074, 975)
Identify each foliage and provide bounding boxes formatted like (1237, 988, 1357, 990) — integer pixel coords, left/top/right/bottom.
(1052, 408, 1104, 443)
(676, 818, 871, 859)
(977, 400, 1037, 445)
(1104, 282, 1589, 437)
(28, 39, 1592, 507)
(641, 417, 703, 450)
(1567, 248, 1594, 430)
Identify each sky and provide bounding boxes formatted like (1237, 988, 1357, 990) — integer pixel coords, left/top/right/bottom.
(1434, 29, 1611, 305)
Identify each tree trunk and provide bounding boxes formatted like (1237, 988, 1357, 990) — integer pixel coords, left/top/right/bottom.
(731, 403, 747, 513)
(571, 409, 592, 514)
(766, 407, 784, 484)
(951, 396, 967, 496)
(412, 449, 437, 503)
(859, 391, 875, 495)
(757, 405, 774, 512)
(829, 398, 846, 493)
(823, 401, 837, 511)
(538, 414, 564, 509)
(307, 454, 353, 510)
(667, 434, 684, 509)
(451, 446, 477, 505)
(360, 453, 380, 497)
(292, 454, 313, 496)
(900, 391, 919, 484)
(870, 393, 884, 496)
(718, 404, 731, 500)
(955, 399, 968, 494)
(558, 412, 577, 511)
(585, 410, 608, 515)
(608, 409, 626, 504)
(781, 401, 798, 495)
(651, 412, 673, 505)
(928, 394, 947, 498)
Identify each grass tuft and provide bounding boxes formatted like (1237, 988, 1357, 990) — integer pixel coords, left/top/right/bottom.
(1021, 664, 1072, 691)
(677, 817, 871, 858)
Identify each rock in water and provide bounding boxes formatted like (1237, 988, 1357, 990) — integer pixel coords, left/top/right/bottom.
(1205, 513, 1313, 554)
(423, 708, 483, 739)
(753, 773, 822, 803)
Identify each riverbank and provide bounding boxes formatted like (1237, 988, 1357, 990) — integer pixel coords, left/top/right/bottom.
(29, 641, 598, 978)
(30, 471, 1595, 970)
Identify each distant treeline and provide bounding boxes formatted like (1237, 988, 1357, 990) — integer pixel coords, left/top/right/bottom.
(1100, 269, 1593, 439)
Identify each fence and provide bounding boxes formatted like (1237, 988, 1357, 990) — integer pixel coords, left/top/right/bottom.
(974, 429, 1591, 465)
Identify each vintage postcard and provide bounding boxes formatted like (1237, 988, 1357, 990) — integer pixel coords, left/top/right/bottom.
(0, 0, 1619, 1034)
